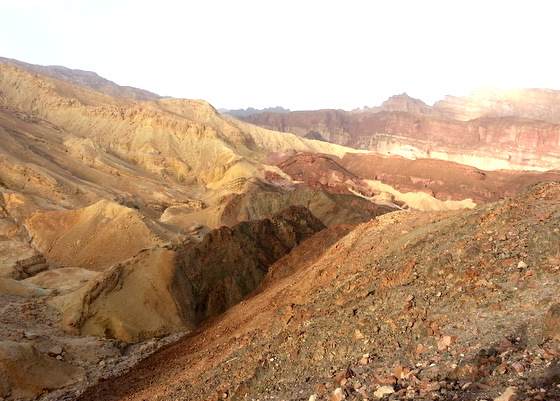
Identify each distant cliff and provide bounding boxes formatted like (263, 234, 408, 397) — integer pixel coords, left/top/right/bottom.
(241, 91, 560, 171)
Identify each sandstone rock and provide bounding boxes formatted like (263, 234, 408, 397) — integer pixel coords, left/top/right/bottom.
(0, 277, 50, 297)
(54, 247, 194, 343)
(0, 341, 83, 400)
(24, 267, 100, 294)
(26, 200, 172, 271)
(243, 103, 560, 171)
(53, 206, 325, 343)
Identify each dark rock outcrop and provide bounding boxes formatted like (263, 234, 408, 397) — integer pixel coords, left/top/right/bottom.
(176, 205, 325, 322)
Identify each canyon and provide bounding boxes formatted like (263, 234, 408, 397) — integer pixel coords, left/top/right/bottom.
(0, 57, 559, 400)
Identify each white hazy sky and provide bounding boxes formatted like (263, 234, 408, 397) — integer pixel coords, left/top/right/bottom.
(0, 0, 557, 111)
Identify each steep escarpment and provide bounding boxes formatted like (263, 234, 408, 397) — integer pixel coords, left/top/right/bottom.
(241, 93, 560, 171)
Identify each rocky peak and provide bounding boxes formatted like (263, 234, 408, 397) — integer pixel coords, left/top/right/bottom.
(377, 93, 439, 116)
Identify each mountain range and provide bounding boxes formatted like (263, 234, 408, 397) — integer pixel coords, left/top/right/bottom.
(0, 58, 559, 401)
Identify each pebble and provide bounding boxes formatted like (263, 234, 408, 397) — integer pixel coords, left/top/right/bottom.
(48, 345, 64, 356)
(373, 385, 395, 398)
(544, 303, 560, 340)
(332, 387, 346, 401)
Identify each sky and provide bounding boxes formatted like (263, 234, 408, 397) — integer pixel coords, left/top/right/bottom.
(0, 0, 558, 111)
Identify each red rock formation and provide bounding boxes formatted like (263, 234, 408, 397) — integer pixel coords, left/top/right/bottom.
(434, 87, 560, 123)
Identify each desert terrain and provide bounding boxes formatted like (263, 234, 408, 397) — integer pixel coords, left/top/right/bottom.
(0, 57, 559, 401)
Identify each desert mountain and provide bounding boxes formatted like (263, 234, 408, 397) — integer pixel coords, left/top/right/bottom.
(1, 57, 560, 401)
(77, 181, 560, 401)
(0, 57, 163, 101)
(241, 90, 560, 171)
(218, 106, 290, 118)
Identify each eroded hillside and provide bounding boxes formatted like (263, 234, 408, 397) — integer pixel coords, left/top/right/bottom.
(1, 59, 560, 401)
(76, 181, 560, 401)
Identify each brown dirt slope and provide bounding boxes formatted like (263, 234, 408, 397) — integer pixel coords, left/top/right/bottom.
(76, 181, 560, 401)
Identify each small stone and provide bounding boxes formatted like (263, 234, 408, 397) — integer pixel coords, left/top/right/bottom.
(437, 335, 455, 351)
(511, 362, 525, 373)
(544, 303, 560, 340)
(48, 345, 63, 356)
(517, 261, 528, 269)
(309, 394, 318, 401)
(332, 387, 346, 401)
(447, 360, 481, 381)
(333, 366, 353, 385)
(360, 353, 370, 365)
(394, 364, 409, 379)
(355, 329, 365, 339)
(502, 258, 516, 267)
(494, 386, 516, 401)
(374, 385, 395, 398)
(494, 362, 508, 375)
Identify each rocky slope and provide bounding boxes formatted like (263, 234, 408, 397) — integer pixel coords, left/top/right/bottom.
(75, 181, 560, 401)
(0, 205, 326, 399)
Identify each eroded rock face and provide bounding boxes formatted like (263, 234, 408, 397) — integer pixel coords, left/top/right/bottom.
(75, 182, 560, 401)
(242, 95, 560, 171)
(52, 206, 326, 343)
(218, 185, 395, 228)
(55, 247, 193, 343)
(176, 205, 326, 322)
(0, 341, 83, 400)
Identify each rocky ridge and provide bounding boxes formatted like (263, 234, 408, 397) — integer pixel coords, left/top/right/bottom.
(76, 181, 560, 401)
(0, 57, 163, 101)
